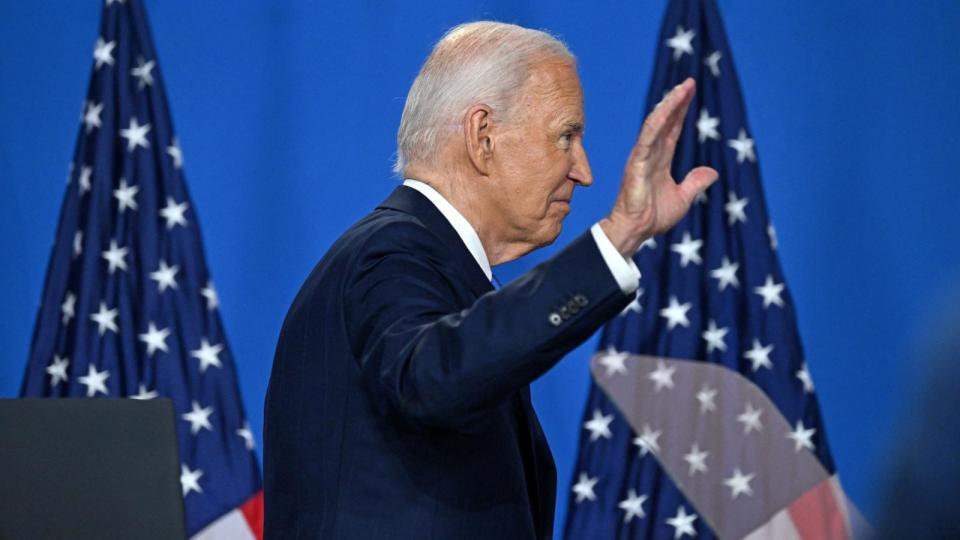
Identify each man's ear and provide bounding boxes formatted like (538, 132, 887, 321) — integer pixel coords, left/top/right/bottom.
(464, 104, 494, 175)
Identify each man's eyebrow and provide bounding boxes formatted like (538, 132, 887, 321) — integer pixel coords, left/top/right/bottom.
(562, 120, 584, 133)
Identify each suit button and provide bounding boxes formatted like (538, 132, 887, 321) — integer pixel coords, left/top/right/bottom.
(574, 294, 588, 306)
(567, 300, 580, 315)
(559, 306, 571, 320)
(548, 312, 562, 326)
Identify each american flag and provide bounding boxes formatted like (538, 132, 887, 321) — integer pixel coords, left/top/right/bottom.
(20, 1, 262, 537)
(563, 1, 855, 538)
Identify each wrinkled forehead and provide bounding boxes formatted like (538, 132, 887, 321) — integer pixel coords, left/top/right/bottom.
(518, 60, 584, 124)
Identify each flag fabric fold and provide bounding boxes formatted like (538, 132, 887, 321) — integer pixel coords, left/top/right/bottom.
(21, 1, 262, 537)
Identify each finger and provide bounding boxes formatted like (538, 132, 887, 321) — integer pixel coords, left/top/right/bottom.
(637, 78, 695, 148)
(677, 166, 719, 204)
(657, 81, 697, 168)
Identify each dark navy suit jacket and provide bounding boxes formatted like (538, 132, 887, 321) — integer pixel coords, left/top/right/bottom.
(264, 186, 633, 539)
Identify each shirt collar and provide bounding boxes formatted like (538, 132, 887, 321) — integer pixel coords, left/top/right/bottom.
(402, 179, 493, 281)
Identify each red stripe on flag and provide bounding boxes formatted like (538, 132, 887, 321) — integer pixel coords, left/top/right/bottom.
(240, 491, 264, 540)
(787, 478, 849, 540)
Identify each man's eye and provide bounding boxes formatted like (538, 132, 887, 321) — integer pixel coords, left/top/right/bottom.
(560, 133, 573, 147)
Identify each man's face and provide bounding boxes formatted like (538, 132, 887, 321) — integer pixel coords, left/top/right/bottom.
(487, 60, 592, 250)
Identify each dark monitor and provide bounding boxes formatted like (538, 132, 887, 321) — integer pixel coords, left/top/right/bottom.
(0, 398, 186, 539)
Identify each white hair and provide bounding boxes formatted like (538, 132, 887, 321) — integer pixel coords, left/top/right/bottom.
(393, 21, 575, 175)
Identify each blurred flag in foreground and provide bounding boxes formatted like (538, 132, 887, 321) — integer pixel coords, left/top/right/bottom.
(564, 1, 863, 538)
(20, 1, 262, 537)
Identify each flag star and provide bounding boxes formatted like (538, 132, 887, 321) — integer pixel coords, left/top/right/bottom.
(665, 26, 695, 60)
(724, 191, 749, 226)
(200, 281, 219, 311)
(683, 443, 709, 475)
(728, 128, 756, 163)
(180, 464, 203, 496)
(724, 468, 756, 499)
(237, 422, 256, 450)
(191, 338, 224, 372)
(61, 291, 76, 325)
(704, 50, 722, 77)
(93, 37, 116, 70)
(182, 401, 214, 435)
(659, 295, 692, 330)
(787, 420, 817, 452)
(737, 402, 764, 434)
(694, 190, 708, 204)
(598, 347, 629, 376)
(78, 165, 92, 194)
(670, 231, 703, 267)
(130, 56, 155, 89)
(101, 240, 128, 274)
(637, 237, 657, 252)
(106, 0, 127, 5)
(666, 506, 697, 539)
(167, 138, 183, 168)
(648, 360, 676, 392)
(130, 383, 159, 400)
(138, 322, 170, 356)
(78, 364, 110, 397)
(702, 319, 729, 353)
(619, 489, 648, 522)
(744, 338, 774, 371)
(149, 260, 179, 293)
(46, 355, 70, 387)
(73, 230, 84, 258)
(796, 362, 815, 393)
(119, 117, 151, 152)
(113, 178, 139, 213)
(633, 424, 661, 456)
(767, 224, 778, 250)
(572, 472, 598, 503)
(83, 101, 103, 133)
(710, 256, 740, 291)
(754, 275, 785, 308)
(89, 301, 119, 335)
(620, 288, 643, 315)
(159, 197, 189, 230)
(696, 108, 720, 143)
(696, 384, 717, 414)
(584, 409, 614, 441)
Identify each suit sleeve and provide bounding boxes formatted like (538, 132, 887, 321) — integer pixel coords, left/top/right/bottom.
(343, 223, 635, 431)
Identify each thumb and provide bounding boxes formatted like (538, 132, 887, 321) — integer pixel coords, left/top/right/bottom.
(678, 166, 719, 203)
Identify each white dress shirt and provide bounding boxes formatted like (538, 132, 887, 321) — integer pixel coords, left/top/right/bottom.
(403, 179, 640, 294)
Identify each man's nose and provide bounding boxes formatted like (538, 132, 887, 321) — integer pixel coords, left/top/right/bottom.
(568, 140, 593, 186)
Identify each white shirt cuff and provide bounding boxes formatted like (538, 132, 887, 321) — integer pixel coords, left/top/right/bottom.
(590, 223, 641, 295)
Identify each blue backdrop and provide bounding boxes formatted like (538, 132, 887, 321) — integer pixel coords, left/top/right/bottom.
(2, 1, 958, 534)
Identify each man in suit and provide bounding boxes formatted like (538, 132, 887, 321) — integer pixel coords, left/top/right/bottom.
(264, 21, 716, 539)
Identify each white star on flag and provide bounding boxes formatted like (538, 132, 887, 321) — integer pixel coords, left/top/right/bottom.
(754, 274, 785, 308)
(101, 240, 128, 274)
(237, 422, 256, 450)
(598, 347, 629, 376)
(618, 489, 648, 522)
(724, 468, 756, 499)
(744, 338, 774, 371)
(191, 338, 224, 372)
(737, 402, 764, 434)
(572, 472, 598, 503)
(61, 291, 76, 324)
(584, 409, 614, 441)
(696, 384, 717, 414)
(167, 138, 183, 168)
(119, 117, 151, 152)
(665, 26, 695, 60)
(638, 237, 657, 252)
(728, 128, 756, 163)
(130, 56, 155, 89)
(710, 256, 740, 291)
(83, 101, 103, 133)
(130, 384, 159, 400)
(620, 288, 643, 315)
(768, 224, 778, 250)
(159, 197, 189, 230)
(93, 37, 116, 70)
(659, 295, 692, 330)
(201, 280, 220, 311)
(670, 231, 703, 267)
(46, 355, 70, 387)
(724, 190, 748, 225)
(180, 464, 204, 496)
(78, 364, 110, 397)
(704, 50, 722, 76)
(138, 322, 170, 356)
(787, 420, 817, 452)
(90, 301, 119, 335)
(701, 319, 729, 353)
(796, 362, 815, 393)
(666, 506, 697, 539)
(633, 424, 661, 456)
(696, 108, 720, 142)
(113, 178, 139, 213)
(149, 260, 180, 292)
(683, 442, 709, 476)
(78, 165, 92, 195)
(182, 401, 214, 435)
(648, 360, 676, 392)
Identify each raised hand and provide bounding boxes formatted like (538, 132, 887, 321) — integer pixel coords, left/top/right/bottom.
(600, 78, 719, 257)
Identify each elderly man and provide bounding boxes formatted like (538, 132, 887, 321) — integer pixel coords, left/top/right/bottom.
(264, 21, 716, 539)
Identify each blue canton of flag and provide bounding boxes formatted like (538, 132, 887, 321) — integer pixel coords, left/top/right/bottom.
(20, 1, 263, 538)
(563, 1, 856, 539)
